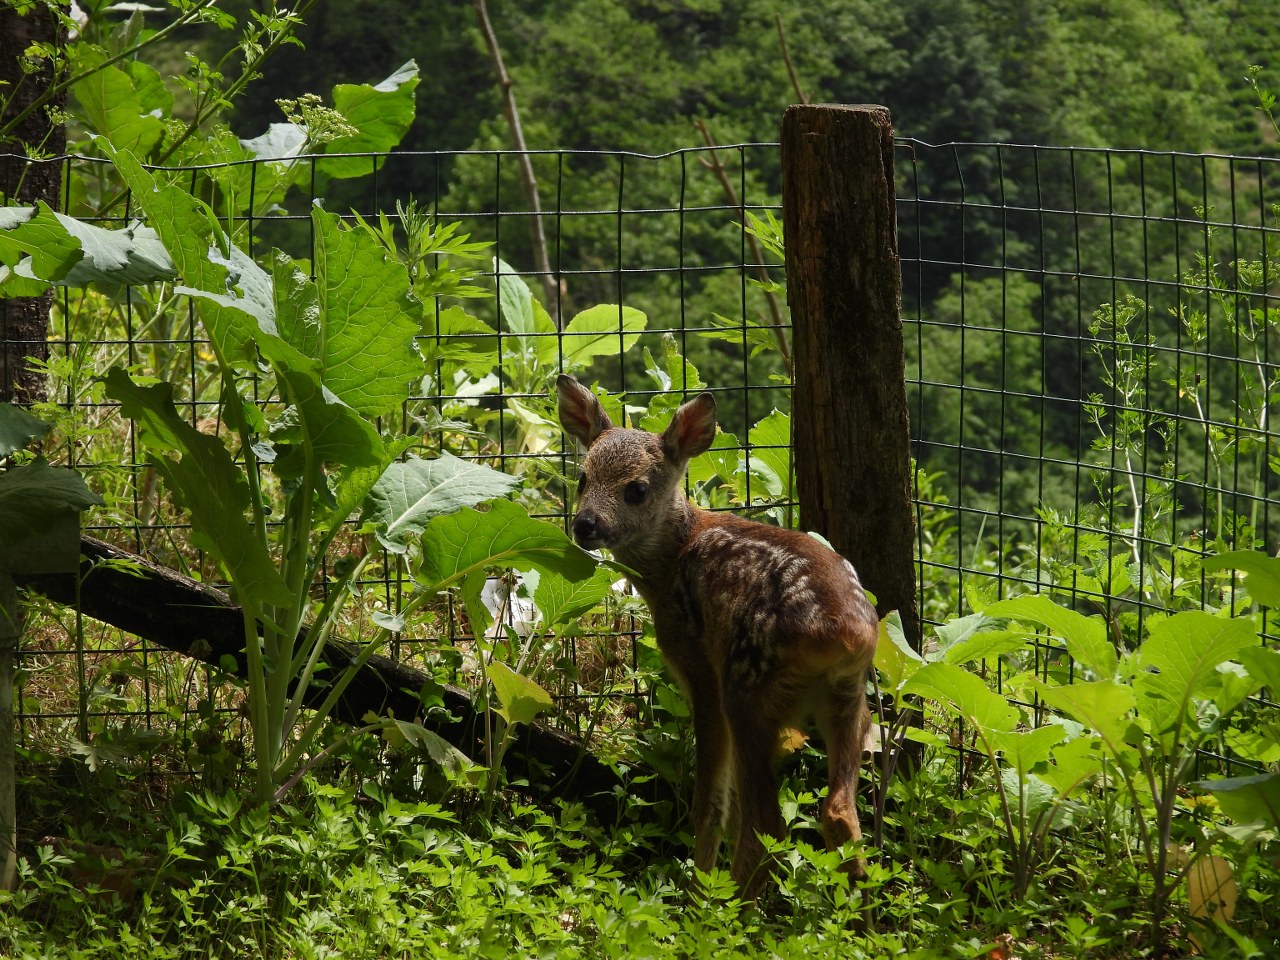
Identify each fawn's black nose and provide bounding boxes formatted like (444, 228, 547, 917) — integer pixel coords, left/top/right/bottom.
(572, 511, 603, 547)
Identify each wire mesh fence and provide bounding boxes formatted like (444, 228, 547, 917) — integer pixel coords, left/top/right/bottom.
(5, 135, 1277, 781)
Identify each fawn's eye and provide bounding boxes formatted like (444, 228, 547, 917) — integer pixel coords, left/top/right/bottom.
(623, 481, 649, 506)
(577, 472, 587, 495)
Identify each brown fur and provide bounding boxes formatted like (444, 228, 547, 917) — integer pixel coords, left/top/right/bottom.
(557, 376, 877, 898)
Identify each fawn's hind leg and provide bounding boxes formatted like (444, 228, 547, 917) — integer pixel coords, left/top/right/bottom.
(690, 699, 733, 875)
(723, 697, 786, 900)
(816, 671, 871, 880)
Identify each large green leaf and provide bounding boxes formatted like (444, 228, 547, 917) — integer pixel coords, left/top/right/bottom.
(1037, 732, 1105, 798)
(269, 374, 385, 473)
(102, 368, 292, 608)
(306, 208, 422, 415)
(1195, 773, 1280, 827)
(1, 203, 174, 295)
(534, 566, 614, 628)
(363, 453, 520, 553)
(902, 661, 1020, 736)
(746, 410, 791, 499)
(1035, 679, 1137, 762)
(319, 61, 420, 179)
(420, 305, 499, 376)
(687, 430, 741, 489)
(417, 498, 597, 591)
(57, 220, 173, 288)
(112, 151, 284, 367)
(488, 661, 554, 727)
(1000, 768, 1060, 822)
(1202, 551, 1280, 609)
(388, 719, 474, 778)
(0, 460, 102, 543)
(988, 725, 1067, 777)
(320, 436, 416, 535)
(942, 627, 1030, 666)
(1134, 611, 1258, 737)
(113, 153, 382, 470)
(0, 204, 76, 295)
(70, 46, 169, 158)
(985, 594, 1117, 679)
(552, 304, 648, 372)
(495, 258, 556, 362)
(874, 610, 924, 694)
(0, 403, 51, 456)
(1237, 646, 1280, 696)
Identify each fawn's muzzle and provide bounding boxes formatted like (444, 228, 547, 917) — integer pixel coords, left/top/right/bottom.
(572, 511, 607, 548)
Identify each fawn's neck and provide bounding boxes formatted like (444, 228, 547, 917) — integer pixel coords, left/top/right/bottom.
(613, 493, 701, 593)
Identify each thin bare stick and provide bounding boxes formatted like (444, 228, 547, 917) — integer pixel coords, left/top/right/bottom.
(693, 119, 791, 374)
(775, 13, 810, 106)
(473, 0, 561, 319)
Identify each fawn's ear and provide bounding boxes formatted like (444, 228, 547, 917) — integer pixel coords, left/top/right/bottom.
(557, 375, 614, 447)
(662, 392, 717, 461)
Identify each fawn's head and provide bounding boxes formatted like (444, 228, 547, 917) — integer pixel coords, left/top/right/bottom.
(556, 375, 716, 560)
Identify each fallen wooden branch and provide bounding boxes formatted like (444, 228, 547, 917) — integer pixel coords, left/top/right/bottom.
(15, 536, 674, 821)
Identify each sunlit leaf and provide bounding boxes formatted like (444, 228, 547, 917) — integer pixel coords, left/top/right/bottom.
(746, 409, 790, 500)
(1035, 679, 1136, 763)
(1195, 773, 1280, 827)
(363, 453, 519, 553)
(555, 304, 647, 372)
(282, 208, 423, 415)
(1202, 550, 1280, 609)
(988, 725, 1067, 777)
(0, 202, 174, 295)
(70, 45, 169, 158)
(942, 627, 1029, 666)
(1038, 732, 1104, 797)
(1134, 611, 1257, 737)
(874, 610, 923, 693)
(902, 661, 1019, 735)
(534, 566, 616, 628)
(320, 61, 420, 179)
(1238, 646, 1280, 695)
(417, 498, 597, 590)
(489, 661, 554, 727)
(985, 594, 1116, 678)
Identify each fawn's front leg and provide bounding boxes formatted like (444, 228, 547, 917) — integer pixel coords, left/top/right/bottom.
(689, 693, 732, 875)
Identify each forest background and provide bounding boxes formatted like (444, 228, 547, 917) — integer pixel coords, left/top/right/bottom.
(221, 0, 1280, 528)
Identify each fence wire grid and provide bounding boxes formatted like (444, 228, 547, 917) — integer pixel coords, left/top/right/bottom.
(3, 137, 1277, 783)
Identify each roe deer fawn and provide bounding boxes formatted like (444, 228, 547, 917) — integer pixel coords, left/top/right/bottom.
(556, 375, 878, 898)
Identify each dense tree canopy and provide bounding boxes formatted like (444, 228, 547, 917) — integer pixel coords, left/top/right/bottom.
(221, 0, 1280, 513)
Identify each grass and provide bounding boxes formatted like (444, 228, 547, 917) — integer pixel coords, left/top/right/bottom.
(4, 743, 1276, 960)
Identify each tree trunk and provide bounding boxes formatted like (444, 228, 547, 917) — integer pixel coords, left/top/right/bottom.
(781, 104, 921, 653)
(1, 2, 66, 405)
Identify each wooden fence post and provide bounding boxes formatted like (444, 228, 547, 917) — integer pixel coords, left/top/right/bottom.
(781, 104, 921, 653)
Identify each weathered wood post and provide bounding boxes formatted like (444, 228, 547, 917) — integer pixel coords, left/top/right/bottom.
(781, 104, 921, 654)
